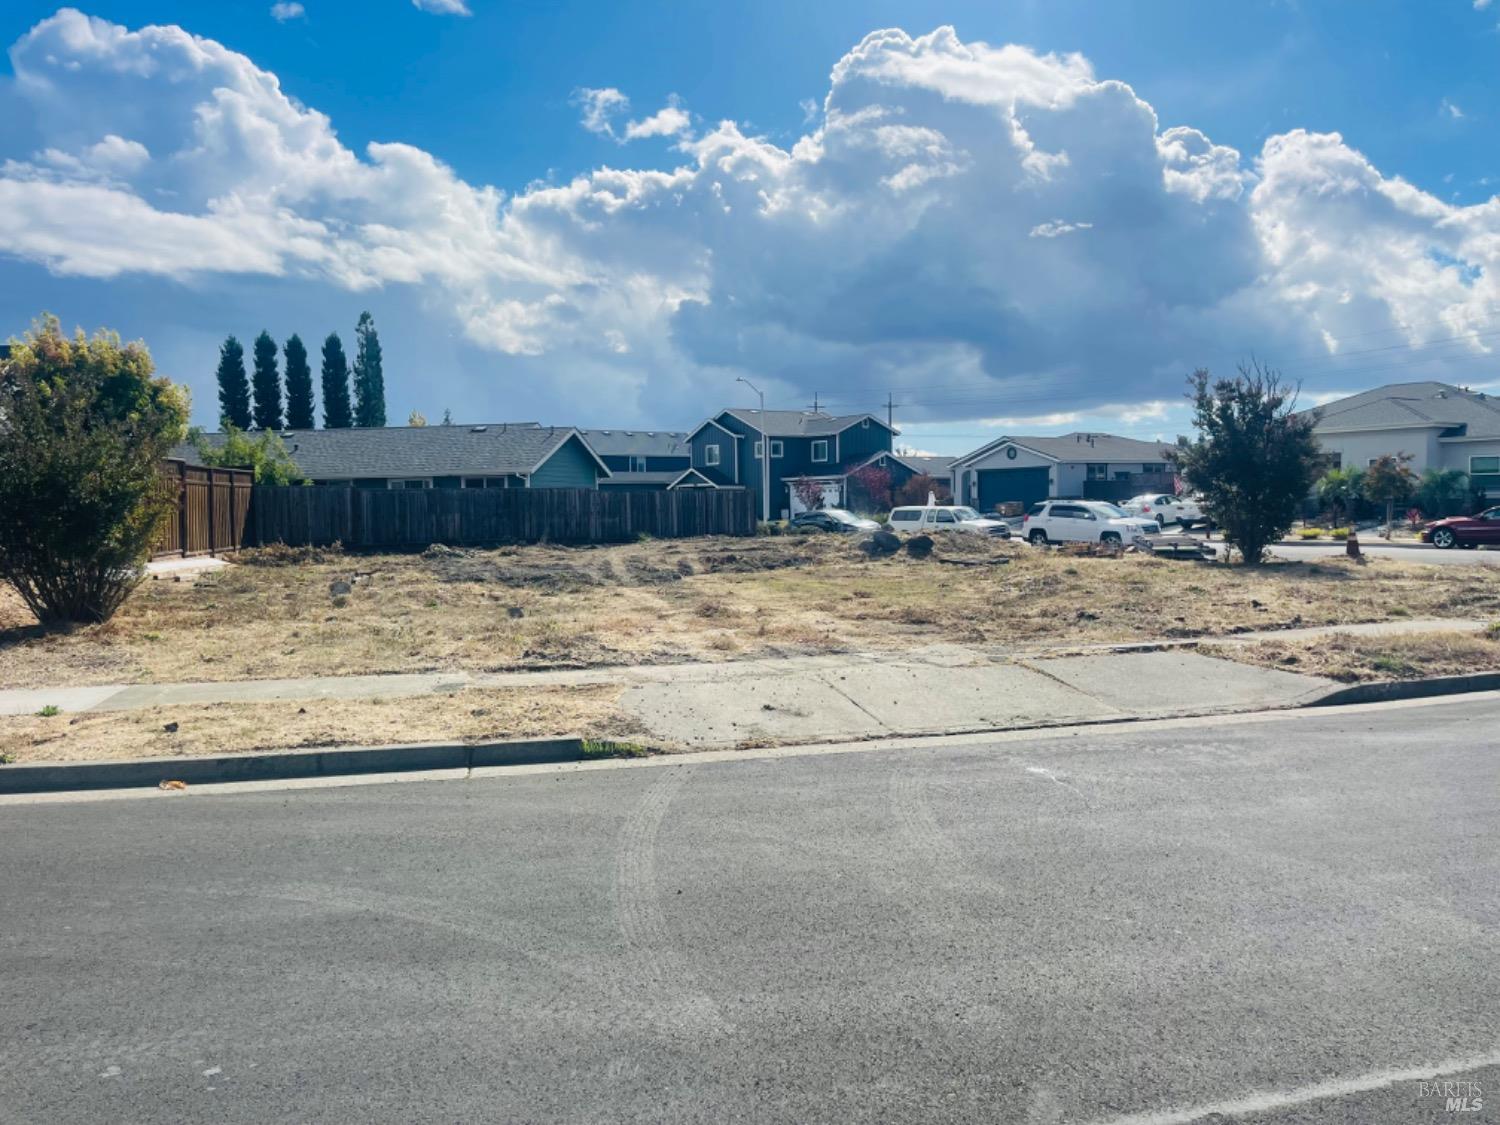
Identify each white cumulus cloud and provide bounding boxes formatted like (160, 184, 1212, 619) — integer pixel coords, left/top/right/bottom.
(2, 13, 1498, 428)
(270, 2, 305, 21)
(411, 0, 471, 14)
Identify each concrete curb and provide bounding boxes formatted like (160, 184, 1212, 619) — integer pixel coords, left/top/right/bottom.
(0, 737, 598, 795)
(1305, 672, 1500, 707)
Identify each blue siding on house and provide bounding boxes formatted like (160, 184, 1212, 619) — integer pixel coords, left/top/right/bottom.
(601, 453, 691, 472)
(529, 435, 604, 489)
(690, 424, 739, 484)
(704, 410, 896, 516)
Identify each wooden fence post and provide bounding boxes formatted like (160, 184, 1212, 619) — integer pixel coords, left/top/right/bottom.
(177, 460, 189, 558)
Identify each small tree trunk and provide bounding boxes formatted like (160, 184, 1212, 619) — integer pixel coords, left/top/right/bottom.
(1385, 499, 1393, 540)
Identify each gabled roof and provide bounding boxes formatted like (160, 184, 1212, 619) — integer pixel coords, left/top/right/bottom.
(719, 408, 895, 437)
(598, 468, 722, 488)
(577, 429, 690, 458)
(1306, 381, 1500, 438)
(953, 432, 1176, 467)
(178, 422, 610, 479)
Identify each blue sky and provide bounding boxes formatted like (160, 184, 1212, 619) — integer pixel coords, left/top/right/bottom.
(2, 2, 1498, 452)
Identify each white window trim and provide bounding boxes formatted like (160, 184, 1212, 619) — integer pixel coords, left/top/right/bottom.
(1470, 455, 1500, 474)
(754, 439, 784, 459)
(631, 456, 648, 473)
(704, 444, 721, 466)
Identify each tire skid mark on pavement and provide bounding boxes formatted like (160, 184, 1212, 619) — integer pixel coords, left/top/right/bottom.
(609, 765, 733, 1044)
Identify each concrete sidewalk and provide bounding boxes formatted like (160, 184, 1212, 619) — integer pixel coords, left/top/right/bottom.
(5, 618, 1489, 753)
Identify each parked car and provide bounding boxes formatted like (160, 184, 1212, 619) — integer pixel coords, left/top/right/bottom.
(1022, 500, 1157, 547)
(789, 508, 881, 534)
(1121, 493, 1206, 529)
(1421, 507, 1500, 549)
(887, 505, 1012, 537)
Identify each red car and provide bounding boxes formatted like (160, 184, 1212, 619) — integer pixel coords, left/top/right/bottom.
(1422, 506, 1500, 549)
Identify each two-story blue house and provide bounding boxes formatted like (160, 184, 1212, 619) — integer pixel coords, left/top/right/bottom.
(579, 428, 722, 491)
(686, 409, 897, 518)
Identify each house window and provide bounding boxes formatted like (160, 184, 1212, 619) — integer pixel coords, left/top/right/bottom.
(811, 440, 829, 463)
(462, 477, 486, 489)
(390, 479, 432, 490)
(631, 456, 647, 473)
(1085, 464, 1108, 481)
(1472, 455, 1500, 475)
(754, 439, 785, 459)
(704, 444, 721, 466)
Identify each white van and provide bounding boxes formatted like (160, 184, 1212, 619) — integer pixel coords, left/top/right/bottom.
(886, 505, 1011, 538)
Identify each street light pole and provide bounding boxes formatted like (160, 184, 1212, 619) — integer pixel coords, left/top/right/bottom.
(737, 376, 770, 523)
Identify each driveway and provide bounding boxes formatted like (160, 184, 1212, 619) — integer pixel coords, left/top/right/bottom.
(2, 697, 1496, 1123)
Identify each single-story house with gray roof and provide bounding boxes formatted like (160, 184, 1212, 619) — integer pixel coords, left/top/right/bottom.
(178, 422, 611, 490)
(951, 432, 1178, 511)
(1301, 381, 1500, 500)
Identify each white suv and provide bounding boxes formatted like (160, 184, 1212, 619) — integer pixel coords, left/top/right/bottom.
(1022, 500, 1157, 547)
(887, 505, 1011, 538)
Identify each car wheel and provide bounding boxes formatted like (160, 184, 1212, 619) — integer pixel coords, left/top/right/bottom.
(1028, 529, 1048, 546)
(1155, 515, 1166, 528)
(1431, 528, 1456, 549)
(1100, 532, 1122, 546)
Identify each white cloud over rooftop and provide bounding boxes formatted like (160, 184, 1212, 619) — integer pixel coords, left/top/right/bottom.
(1, 11, 1497, 427)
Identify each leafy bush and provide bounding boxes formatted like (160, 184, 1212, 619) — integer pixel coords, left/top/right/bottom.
(1328, 527, 1350, 540)
(190, 424, 306, 485)
(1172, 362, 1323, 564)
(1297, 528, 1324, 540)
(0, 316, 188, 625)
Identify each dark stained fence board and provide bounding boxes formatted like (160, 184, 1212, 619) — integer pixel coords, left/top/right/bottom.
(247, 486, 755, 548)
(151, 459, 255, 559)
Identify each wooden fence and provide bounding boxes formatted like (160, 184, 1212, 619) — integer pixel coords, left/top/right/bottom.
(247, 485, 757, 548)
(152, 460, 254, 559)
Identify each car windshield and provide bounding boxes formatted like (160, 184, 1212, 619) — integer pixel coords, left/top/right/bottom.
(951, 507, 982, 520)
(823, 509, 859, 523)
(1089, 503, 1128, 518)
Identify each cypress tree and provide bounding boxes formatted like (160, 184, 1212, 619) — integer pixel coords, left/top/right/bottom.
(215, 335, 251, 431)
(352, 311, 386, 428)
(251, 330, 282, 431)
(320, 333, 352, 429)
(283, 334, 315, 429)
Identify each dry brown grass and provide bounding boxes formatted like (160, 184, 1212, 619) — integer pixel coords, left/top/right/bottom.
(1215, 628, 1500, 683)
(0, 685, 634, 764)
(3, 534, 1498, 690)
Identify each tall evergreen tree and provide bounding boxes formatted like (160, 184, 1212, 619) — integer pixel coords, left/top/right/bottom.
(283, 334, 315, 429)
(251, 330, 283, 431)
(215, 335, 251, 431)
(320, 333, 353, 429)
(352, 311, 386, 428)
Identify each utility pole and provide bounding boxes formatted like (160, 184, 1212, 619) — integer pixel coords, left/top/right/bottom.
(813, 392, 818, 413)
(886, 393, 894, 431)
(737, 376, 771, 523)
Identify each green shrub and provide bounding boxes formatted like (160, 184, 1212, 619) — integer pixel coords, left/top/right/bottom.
(36, 704, 61, 717)
(0, 316, 188, 625)
(1327, 527, 1350, 540)
(1297, 528, 1324, 540)
(190, 424, 306, 485)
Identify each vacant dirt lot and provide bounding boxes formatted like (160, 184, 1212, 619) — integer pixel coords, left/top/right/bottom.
(1217, 628, 1500, 683)
(3, 535, 1498, 690)
(0, 685, 634, 764)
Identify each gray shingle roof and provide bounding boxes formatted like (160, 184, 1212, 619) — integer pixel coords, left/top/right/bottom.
(1308, 381, 1500, 437)
(721, 408, 892, 437)
(956, 432, 1175, 465)
(577, 429, 690, 457)
(896, 454, 956, 477)
(176, 422, 606, 480)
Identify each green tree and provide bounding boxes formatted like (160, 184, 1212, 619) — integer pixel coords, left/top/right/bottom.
(190, 424, 306, 485)
(352, 311, 386, 427)
(320, 332, 352, 429)
(283, 334, 315, 429)
(251, 330, 282, 431)
(408, 410, 427, 427)
(215, 334, 251, 430)
(1362, 452, 1416, 537)
(1172, 362, 1322, 564)
(0, 316, 189, 625)
(1413, 467, 1469, 518)
(1315, 466, 1364, 525)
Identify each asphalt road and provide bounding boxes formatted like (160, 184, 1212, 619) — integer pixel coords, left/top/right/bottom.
(1268, 541, 1500, 565)
(3, 700, 1498, 1124)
